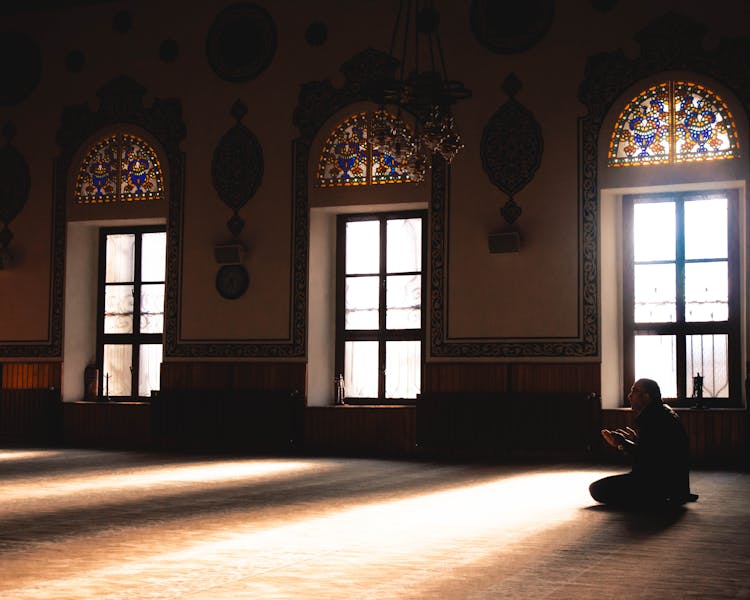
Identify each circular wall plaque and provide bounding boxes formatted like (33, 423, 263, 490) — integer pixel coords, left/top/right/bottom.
(206, 3, 277, 82)
(470, 0, 554, 54)
(0, 31, 42, 106)
(216, 264, 249, 299)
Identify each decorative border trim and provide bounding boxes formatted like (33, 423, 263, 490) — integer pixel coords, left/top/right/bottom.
(431, 12, 750, 358)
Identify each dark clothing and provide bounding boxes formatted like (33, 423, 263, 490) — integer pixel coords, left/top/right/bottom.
(590, 401, 696, 506)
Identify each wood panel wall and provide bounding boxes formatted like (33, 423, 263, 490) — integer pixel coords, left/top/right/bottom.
(424, 362, 600, 394)
(0, 362, 62, 390)
(63, 402, 152, 449)
(602, 408, 748, 466)
(304, 406, 417, 457)
(161, 361, 306, 393)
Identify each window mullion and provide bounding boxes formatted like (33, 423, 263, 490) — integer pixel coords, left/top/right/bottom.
(675, 196, 687, 399)
(378, 216, 387, 401)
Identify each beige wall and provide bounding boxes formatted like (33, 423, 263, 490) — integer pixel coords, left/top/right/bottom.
(1, 1, 748, 384)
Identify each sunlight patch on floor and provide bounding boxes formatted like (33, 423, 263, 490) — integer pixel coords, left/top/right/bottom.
(0, 466, 612, 599)
(0, 458, 328, 510)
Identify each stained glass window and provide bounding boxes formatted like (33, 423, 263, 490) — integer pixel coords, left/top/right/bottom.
(608, 81, 739, 167)
(75, 134, 165, 203)
(317, 112, 415, 187)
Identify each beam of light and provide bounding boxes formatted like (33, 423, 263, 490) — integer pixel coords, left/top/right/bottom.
(0, 466, 614, 600)
(0, 449, 63, 461)
(0, 458, 329, 512)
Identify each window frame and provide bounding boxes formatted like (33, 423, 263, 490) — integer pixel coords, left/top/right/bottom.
(622, 189, 741, 407)
(335, 210, 427, 405)
(96, 225, 166, 401)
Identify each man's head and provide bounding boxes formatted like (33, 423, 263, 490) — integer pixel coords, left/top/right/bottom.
(628, 378, 661, 414)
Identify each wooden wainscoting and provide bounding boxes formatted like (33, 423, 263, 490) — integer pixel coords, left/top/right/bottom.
(1, 362, 62, 390)
(0, 362, 63, 444)
(424, 362, 601, 394)
(602, 408, 748, 466)
(152, 390, 304, 452)
(63, 402, 152, 449)
(304, 406, 417, 457)
(0, 388, 62, 444)
(161, 361, 306, 393)
(417, 391, 600, 460)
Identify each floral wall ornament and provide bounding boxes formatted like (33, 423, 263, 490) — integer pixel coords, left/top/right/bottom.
(0, 122, 31, 268)
(480, 74, 543, 226)
(211, 99, 264, 238)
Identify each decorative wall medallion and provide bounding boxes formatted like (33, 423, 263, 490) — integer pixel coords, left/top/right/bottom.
(480, 74, 543, 226)
(0, 31, 42, 106)
(305, 22, 327, 47)
(0, 122, 30, 266)
(470, 0, 554, 54)
(206, 3, 277, 82)
(65, 50, 85, 73)
(216, 264, 250, 299)
(591, 0, 618, 11)
(159, 39, 179, 63)
(112, 10, 133, 34)
(211, 100, 264, 238)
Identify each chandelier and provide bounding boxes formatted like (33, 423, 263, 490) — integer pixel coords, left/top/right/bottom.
(370, 0, 471, 182)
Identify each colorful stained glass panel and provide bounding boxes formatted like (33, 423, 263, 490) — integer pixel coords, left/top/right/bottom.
(75, 135, 119, 202)
(316, 111, 416, 187)
(609, 83, 671, 167)
(75, 134, 164, 204)
(119, 134, 164, 200)
(608, 81, 739, 167)
(674, 82, 738, 163)
(317, 113, 369, 187)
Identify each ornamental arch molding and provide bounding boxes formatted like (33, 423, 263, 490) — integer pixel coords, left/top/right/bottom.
(0, 76, 186, 358)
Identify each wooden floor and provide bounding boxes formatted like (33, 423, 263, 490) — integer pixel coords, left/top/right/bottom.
(1, 448, 749, 599)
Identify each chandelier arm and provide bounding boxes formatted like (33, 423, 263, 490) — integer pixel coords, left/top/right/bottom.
(389, 0, 406, 59)
(400, 0, 413, 84)
(435, 30, 449, 93)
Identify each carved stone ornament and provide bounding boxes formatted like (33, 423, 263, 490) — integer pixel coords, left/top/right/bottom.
(480, 74, 543, 226)
(470, 0, 555, 54)
(211, 100, 264, 238)
(206, 3, 277, 82)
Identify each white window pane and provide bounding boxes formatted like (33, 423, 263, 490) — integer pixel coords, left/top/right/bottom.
(104, 285, 133, 333)
(138, 344, 162, 397)
(386, 275, 421, 329)
(140, 284, 165, 333)
(346, 221, 379, 274)
(685, 261, 728, 322)
(635, 335, 677, 398)
(106, 234, 135, 283)
(386, 341, 420, 399)
(141, 232, 166, 281)
(387, 218, 421, 273)
(345, 276, 379, 329)
(685, 197, 727, 260)
(634, 202, 675, 262)
(686, 335, 729, 398)
(103, 344, 132, 397)
(344, 341, 378, 398)
(634, 264, 675, 322)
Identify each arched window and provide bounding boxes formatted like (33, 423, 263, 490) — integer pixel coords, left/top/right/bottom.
(316, 111, 418, 187)
(74, 133, 165, 203)
(608, 81, 739, 167)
